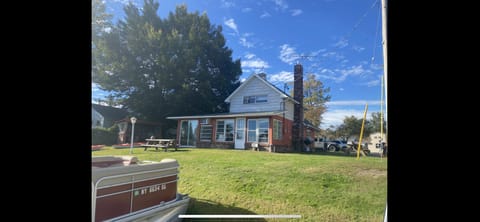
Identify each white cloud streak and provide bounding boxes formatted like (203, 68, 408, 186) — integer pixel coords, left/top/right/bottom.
(333, 38, 349, 48)
(268, 71, 293, 83)
(320, 109, 365, 128)
(363, 80, 380, 87)
(244, 53, 256, 59)
(353, 45, 365, 52)
(242, 59, 270, 69)
(112, 0, 134, 5)
(322, 51, 345, 61)
(221, 0, 235, 8)
(318, 65, 371, 83)
(239, 37, 254, 48)
(279, 44, 297, 64)
(224, 18, 238, 34)
(290, 9, 303, 16)
(260, 11, 271, 18)
(241, 53, 270, 72)
(320, 106, 382, 129)
(272, 0, 288, 11)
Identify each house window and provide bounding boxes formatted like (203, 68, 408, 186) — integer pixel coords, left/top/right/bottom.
(247, 118, 269, 143)
(200, 118, 209, 124)
(243, 95, 268, 104)
(273, 119, 282, 140)
(200, 125, 212, 141)
(216, 119, 234, 142)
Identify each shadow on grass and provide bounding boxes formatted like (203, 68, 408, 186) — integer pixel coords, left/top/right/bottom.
(183, 198, 267, 222)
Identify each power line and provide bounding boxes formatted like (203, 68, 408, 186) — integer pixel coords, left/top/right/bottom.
(344, 0, 379, 40)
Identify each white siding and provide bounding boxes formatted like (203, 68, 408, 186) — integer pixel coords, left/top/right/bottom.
(92, 108, 104, 128)
(229, 78, 295, 120)
(284, 100, 294, 120)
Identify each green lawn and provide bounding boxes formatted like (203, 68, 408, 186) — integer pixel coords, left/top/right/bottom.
(92, 147, 387, 222)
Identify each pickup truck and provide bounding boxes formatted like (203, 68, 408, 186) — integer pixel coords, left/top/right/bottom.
(312, 138, 340, 152)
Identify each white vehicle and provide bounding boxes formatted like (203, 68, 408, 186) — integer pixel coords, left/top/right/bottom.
(312, 137, 337, 152)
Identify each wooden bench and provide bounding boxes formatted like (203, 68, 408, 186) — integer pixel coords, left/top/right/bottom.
(141, 139, 177, 152)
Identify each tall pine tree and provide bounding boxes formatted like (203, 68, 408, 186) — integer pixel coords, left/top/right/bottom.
(93, 0, 242, 134)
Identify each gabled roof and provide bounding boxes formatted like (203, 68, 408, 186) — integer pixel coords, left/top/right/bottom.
(92, 104, 129, 121)
(224, 74, 299, 104)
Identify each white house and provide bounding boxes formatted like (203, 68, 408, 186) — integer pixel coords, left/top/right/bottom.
(167, 64, 318, 152)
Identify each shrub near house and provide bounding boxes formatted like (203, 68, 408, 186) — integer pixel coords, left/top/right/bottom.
(92, 127, 117, 146)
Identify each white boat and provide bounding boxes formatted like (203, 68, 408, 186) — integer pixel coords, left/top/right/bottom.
(92, 156, 190, 222)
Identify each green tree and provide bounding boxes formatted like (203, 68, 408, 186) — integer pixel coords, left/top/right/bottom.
(366, 112, 386, 133)
(303, 73, 331, 128)
(93, 0, 242, 134)
(92, 0, 112, 41)
(336, 115, 371, 141)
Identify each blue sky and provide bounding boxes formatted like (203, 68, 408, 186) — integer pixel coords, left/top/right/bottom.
(92, 0, 386, 129)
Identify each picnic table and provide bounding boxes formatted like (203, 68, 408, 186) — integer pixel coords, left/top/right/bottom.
(141, 139, 177, 152)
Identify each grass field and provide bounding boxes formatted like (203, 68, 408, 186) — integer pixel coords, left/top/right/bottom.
(92, 147, 387, 222)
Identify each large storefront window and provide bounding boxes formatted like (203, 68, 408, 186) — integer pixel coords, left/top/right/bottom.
(216, 119, 234, 142)
(247, 118, 269, 143)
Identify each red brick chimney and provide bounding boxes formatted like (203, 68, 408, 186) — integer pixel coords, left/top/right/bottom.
(292, 63, 304, 151)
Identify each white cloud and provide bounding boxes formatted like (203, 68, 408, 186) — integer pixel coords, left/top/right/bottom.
(322, 51, 345, 61)
(320, 109, 365, 129)
(333, 38, 349, 48)
(239, 37, 254, 48)
(242, 58, 270, 69)
(272, 0, 288, 11)
(370, 63, 383, 70)
(112, 0, 132, 5)
(242, 8, 252, 13)
(221, 0, 235, 8)
(279, 44, 297, 64)
(320, 105, 382, 129)
(269, 71, 293, 83)
(340, 65, 368, 76)
(260, 11, 271, 18)
(244, 53, 256, 59)
(353, 45, 365, 52)
(290, 9, 303, 16)
(224, 18, 238, 34)
(311, 49, 327, 57)
(318, 65, 370, 83)
(361, 80, 380, 87)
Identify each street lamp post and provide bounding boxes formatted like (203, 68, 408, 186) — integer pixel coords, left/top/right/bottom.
(129, 117, 137, 154)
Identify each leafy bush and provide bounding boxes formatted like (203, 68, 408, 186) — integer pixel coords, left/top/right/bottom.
(92, 126, 117, 145)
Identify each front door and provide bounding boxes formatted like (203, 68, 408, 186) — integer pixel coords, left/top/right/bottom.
(234, 118, 245, 149)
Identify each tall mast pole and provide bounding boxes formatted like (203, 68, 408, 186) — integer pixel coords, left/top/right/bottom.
(381, 0, 387, 139)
